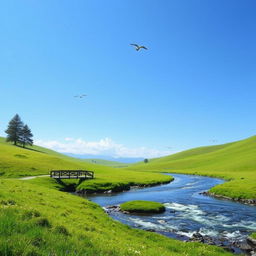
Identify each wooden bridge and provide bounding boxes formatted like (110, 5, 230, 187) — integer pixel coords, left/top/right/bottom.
(50, 170, 94, 180)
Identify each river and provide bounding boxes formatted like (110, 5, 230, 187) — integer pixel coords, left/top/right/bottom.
(84, 173, 256, 254)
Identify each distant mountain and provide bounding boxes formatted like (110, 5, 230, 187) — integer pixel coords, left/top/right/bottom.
(63, 153, 144, 164)
(81, 159, 129, 167)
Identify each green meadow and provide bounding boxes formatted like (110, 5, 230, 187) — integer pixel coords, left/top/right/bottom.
(0, 137, 171, 192)
(128, 136, 256, 200)
(0, 136, 255, 255)
(0, 179, 232, 256)
(0, 137, 234, 256)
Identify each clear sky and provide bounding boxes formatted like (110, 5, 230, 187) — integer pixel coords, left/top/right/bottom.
(0, 0, 255, 158)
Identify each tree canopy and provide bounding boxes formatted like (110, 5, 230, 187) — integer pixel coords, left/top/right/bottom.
(5, 114, 33, 147)
(20, 124, 33, 148)
(5, 114, 24, 145)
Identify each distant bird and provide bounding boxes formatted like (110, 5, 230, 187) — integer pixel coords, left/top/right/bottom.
(130, 43, 148, 51)
(209, 139, 218, 143)
(74, 94, 87, 98)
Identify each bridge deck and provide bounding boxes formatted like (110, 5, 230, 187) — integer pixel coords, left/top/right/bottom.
(50, 170, 94, 179)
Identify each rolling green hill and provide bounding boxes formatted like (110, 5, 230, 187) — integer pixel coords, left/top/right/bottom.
(0, 137, 90, 177)
(0, 137, 171, 192)
(0, 137, 233, 256)
(129, 136, 256, 200)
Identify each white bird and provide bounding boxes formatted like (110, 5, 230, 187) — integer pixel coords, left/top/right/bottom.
(74, 94, 87, 98)
(130, 43, 148, 51)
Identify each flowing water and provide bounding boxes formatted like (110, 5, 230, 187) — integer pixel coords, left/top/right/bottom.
(84, 174, 256, 253)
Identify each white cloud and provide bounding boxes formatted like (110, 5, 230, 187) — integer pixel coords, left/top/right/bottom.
(35, 137, 174, 158)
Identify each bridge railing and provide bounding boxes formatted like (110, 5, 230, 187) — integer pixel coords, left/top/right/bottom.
(50, 170, 94, 179)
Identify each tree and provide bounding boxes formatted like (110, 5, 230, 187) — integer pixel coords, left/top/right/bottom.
(20, 124, 33, 148)
(144, 158, 149, 163)
(5, 114, 24, 145)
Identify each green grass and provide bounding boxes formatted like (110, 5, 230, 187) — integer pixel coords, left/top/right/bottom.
(0, 135, 254, 255)
(128, 136, 256, 200)
(250, 233, 256, 239)
(0, 179, 232, 256)
(0, 137, 171, 192)
(2, 135, 255, 199)
(120, 200, 165, 214)
(0, 137, 90, 177)
(76, 172, 172, 193)
(25, 174, 172, 194)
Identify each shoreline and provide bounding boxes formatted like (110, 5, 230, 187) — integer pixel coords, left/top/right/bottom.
(160, 171, 256, 207)
(75, 172, 256, 208)
(89, 174, 256, 255)
(18, 172, 256, 207)
(201, 191, 256, 206)
(76, 178, 173, 194)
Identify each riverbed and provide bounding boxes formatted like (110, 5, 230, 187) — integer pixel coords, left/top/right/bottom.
(84, 174, 256, 253)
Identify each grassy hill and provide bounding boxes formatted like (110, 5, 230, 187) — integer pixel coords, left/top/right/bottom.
(0, 137, 171, 192)
(0, 137, 233, 256)
(1, 135, 255, 199)
(129, 136, 256, 200)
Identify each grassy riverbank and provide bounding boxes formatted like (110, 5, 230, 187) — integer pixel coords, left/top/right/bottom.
(0, 179, 232, 256)
(128, 136, 256, 200)
(251, 233, 256, 239)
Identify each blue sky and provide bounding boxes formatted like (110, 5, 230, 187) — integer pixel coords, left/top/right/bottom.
(0, 0, 255, 158)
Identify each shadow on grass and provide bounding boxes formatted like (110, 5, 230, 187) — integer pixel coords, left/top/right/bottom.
(55, 179, 79, 192)
(14, 145, 46, 154)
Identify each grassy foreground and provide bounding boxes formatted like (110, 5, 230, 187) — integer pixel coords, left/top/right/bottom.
(120, 200, 165, 214)
(128, 136, 256, 200)
(0, 179, 232, 256)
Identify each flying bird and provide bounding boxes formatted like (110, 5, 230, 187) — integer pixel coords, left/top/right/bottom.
(74, 94, 87, 98)
(130, 43, 148, 51)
